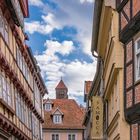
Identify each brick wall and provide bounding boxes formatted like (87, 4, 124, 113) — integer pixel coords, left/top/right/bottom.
(131, 124, 138, 140)
(123, 1, 130, 19)
(135, 85, 140, 104)
(126, 41, 132, 63)
(126, 64, 133, 88)
(126, 90, 133, 108)
(121, 12, 128, 29)
(133, 0, 140, 17)
(121, 1, 130, 30)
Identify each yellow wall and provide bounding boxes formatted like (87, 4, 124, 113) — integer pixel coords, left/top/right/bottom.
(91, 1, 130, 140)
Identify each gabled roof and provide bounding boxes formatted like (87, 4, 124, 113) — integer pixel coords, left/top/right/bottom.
(55, 79, 68, 89)
(43, 99, 85, 130)
(52, 107, 64, 115)
(44, 98, 53, 104)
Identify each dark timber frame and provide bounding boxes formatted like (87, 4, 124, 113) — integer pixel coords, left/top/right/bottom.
(117, 0, 140, 124)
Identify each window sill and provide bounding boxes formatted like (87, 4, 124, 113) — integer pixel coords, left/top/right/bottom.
(0, 98, 15, 114)
(134, 78, 140, 86)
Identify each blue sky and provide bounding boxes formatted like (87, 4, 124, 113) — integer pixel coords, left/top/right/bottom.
(25, 0, 96, 105)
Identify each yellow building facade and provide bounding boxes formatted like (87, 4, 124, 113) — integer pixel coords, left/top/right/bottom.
(89, 0, 130, 139)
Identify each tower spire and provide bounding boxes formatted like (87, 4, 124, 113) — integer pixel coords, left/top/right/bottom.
(55, 79, 68, 99)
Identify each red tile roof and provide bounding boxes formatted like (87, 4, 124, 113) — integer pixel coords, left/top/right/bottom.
(55, 80, 68, 89)
(43, 99, 85, 130)
(84, 81, 92, 95)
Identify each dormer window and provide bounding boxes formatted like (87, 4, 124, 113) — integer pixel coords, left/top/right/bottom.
(45, 103, 52, 111)
(53, 115, 62, 124)
(44, 98, 53, 111)
(52, 108, 63, 124)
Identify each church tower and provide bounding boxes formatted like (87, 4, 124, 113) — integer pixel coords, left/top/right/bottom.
(55, 79, 68, 99)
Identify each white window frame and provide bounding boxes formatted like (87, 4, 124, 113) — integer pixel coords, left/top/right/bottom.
(67, 133, 76, 140)
(45, 103, 52, 111)
(53, 115, 62, 124)
(135, 37, 140, 81)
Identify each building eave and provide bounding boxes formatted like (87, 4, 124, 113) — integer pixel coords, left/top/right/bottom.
(91, 0, 103, 53)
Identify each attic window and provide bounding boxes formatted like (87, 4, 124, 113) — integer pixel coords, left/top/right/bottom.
(45, 103, 52, 111)
(53, 115, 62, 124)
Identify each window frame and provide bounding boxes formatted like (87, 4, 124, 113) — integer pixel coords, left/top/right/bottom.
(45, 103, 52, 111)
(53, 114, 62, 124)
(67, 133, 76, 140)
(51, 134, 59, 140)
(0, 9, 9, 44)
(135, 37, 140, 81)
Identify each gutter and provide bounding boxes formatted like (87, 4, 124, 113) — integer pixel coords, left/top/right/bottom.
(89, 58, 102, 98)
(89, 0, 104, 98)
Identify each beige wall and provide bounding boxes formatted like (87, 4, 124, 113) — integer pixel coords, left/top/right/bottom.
(43, 130, 83, 140)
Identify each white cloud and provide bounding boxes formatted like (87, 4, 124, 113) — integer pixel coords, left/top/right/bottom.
(44, 40, 75, 56)
(29, 0, 43, 6)
(25, 0, 94, 56)
(25, 13, 61, 34)
(80, 0, 94, 3)
(26, 1, 97, 103)
(35, 40, 96, 100)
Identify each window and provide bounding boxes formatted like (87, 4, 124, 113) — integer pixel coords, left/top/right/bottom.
(32, 114, 40, 139)
(12, 0, 24, 27)
(0, 72, 12, 107)
(52, 134, 59, 140)
(4, 19, 9, 44)
(53, 115, 62, 124)
(68, 134, 76, 140)
(45, 103, 52, 111)
(7, 81, 12, 106)
(135, 38, 140, 80)
(0, 9, 9, 44)
(0, 10, 4, 35)
(0, 74, 2, 98)
(34, 80, 41, 115)
(15, 90, 32, 129)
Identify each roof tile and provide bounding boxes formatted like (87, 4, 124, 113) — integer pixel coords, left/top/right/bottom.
(43, 99, 85, 129)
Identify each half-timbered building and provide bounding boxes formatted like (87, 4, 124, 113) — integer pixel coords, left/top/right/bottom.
(0, 0, 47, 139)
(117, 0, 140, 139)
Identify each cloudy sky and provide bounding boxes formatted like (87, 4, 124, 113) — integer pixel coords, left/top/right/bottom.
(25, 0, 96, 105)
